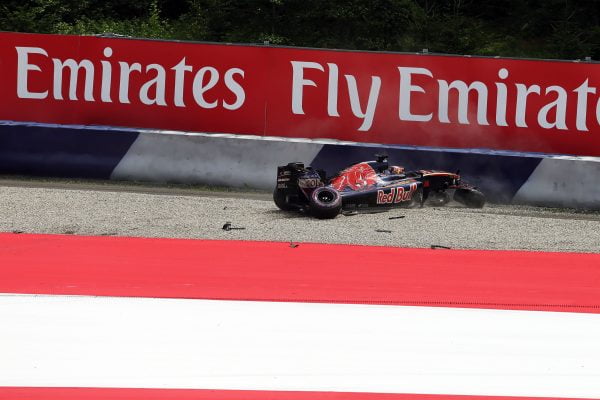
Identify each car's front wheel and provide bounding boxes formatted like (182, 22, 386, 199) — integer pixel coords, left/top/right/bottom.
(454, 188, 485, 208)
(309, 187, 342, 219)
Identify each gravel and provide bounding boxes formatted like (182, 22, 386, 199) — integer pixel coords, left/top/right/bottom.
(1, 180, 600, 253)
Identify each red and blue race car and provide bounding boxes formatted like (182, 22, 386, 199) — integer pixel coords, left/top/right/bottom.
(274, 155, 485, 219)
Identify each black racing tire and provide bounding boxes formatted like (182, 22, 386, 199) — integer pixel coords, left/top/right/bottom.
(309, 187, 342, 219)
(273, 190, 295, 211)
(453, 188, 485, 208)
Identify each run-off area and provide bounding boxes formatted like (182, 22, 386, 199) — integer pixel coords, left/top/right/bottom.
(1, 179, 600, 252)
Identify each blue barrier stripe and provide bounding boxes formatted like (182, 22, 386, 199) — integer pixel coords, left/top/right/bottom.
(0, 124, 139, 179)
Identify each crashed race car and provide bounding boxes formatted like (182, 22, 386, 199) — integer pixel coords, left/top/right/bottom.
(274, 155, 485, 219)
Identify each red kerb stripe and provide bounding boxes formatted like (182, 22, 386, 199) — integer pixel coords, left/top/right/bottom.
(0, 233, 599, 313)
(0, 387, 595, 400)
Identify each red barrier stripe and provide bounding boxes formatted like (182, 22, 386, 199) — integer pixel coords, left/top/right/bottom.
(0, 388, 594, 400)
(1, 233, 599, 313)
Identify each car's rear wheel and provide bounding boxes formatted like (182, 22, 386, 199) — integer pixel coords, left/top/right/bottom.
(454, 188, 485, 208)
(273, 190, 295, 211)
(309, 187, 342, 219)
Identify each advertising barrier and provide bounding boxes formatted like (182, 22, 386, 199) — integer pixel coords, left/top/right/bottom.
(0, 32, 599, 156)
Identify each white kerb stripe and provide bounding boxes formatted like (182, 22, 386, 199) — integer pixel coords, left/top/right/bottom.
(1, 294, 599, 398)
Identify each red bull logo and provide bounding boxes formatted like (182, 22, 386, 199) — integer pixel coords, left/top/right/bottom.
(377, 183, 418, 204)
(330, 162, 377, 191)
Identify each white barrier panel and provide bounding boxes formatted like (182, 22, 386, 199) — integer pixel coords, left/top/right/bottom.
(514, 157, 600, 208)
(111, 131, 325, 189)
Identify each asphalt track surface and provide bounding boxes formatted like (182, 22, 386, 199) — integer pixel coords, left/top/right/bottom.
(1, 176, 600, 253)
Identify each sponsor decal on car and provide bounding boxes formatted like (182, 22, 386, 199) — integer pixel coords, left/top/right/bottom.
(377, 183, 418, 204)
(298, 178, 323, 189)
(330, 162, 378, 191)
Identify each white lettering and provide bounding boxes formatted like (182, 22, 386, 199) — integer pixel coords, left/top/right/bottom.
(495, 68, 509, 126)
(515, 84, 541, 128)
(597, 97, 600, 127)
(15, 47, 598, 137)
(537, 86, 568, 130)
(16, 46, 48, 99)
(118, 62, 141, 104)
(171, 58, 192, 108)
(223, 68, 245, 110)
(52, 58, 95, 101)
(100, 47, 113, 103)
(345, 74, 381, 131)
(438, 80, 489, 125)
(327, 63, 339, 117)
(573, 79, 596, 131)
(398, 67, 432, 122)
(193, 66, 219, 109)
(139, 64, 167, 106)
(291, 61, 324, 114)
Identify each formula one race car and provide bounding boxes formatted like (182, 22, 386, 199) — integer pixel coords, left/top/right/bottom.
(274, 155, 485, 219)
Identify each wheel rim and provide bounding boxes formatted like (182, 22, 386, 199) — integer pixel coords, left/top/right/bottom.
(317, 190, 336, 204)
